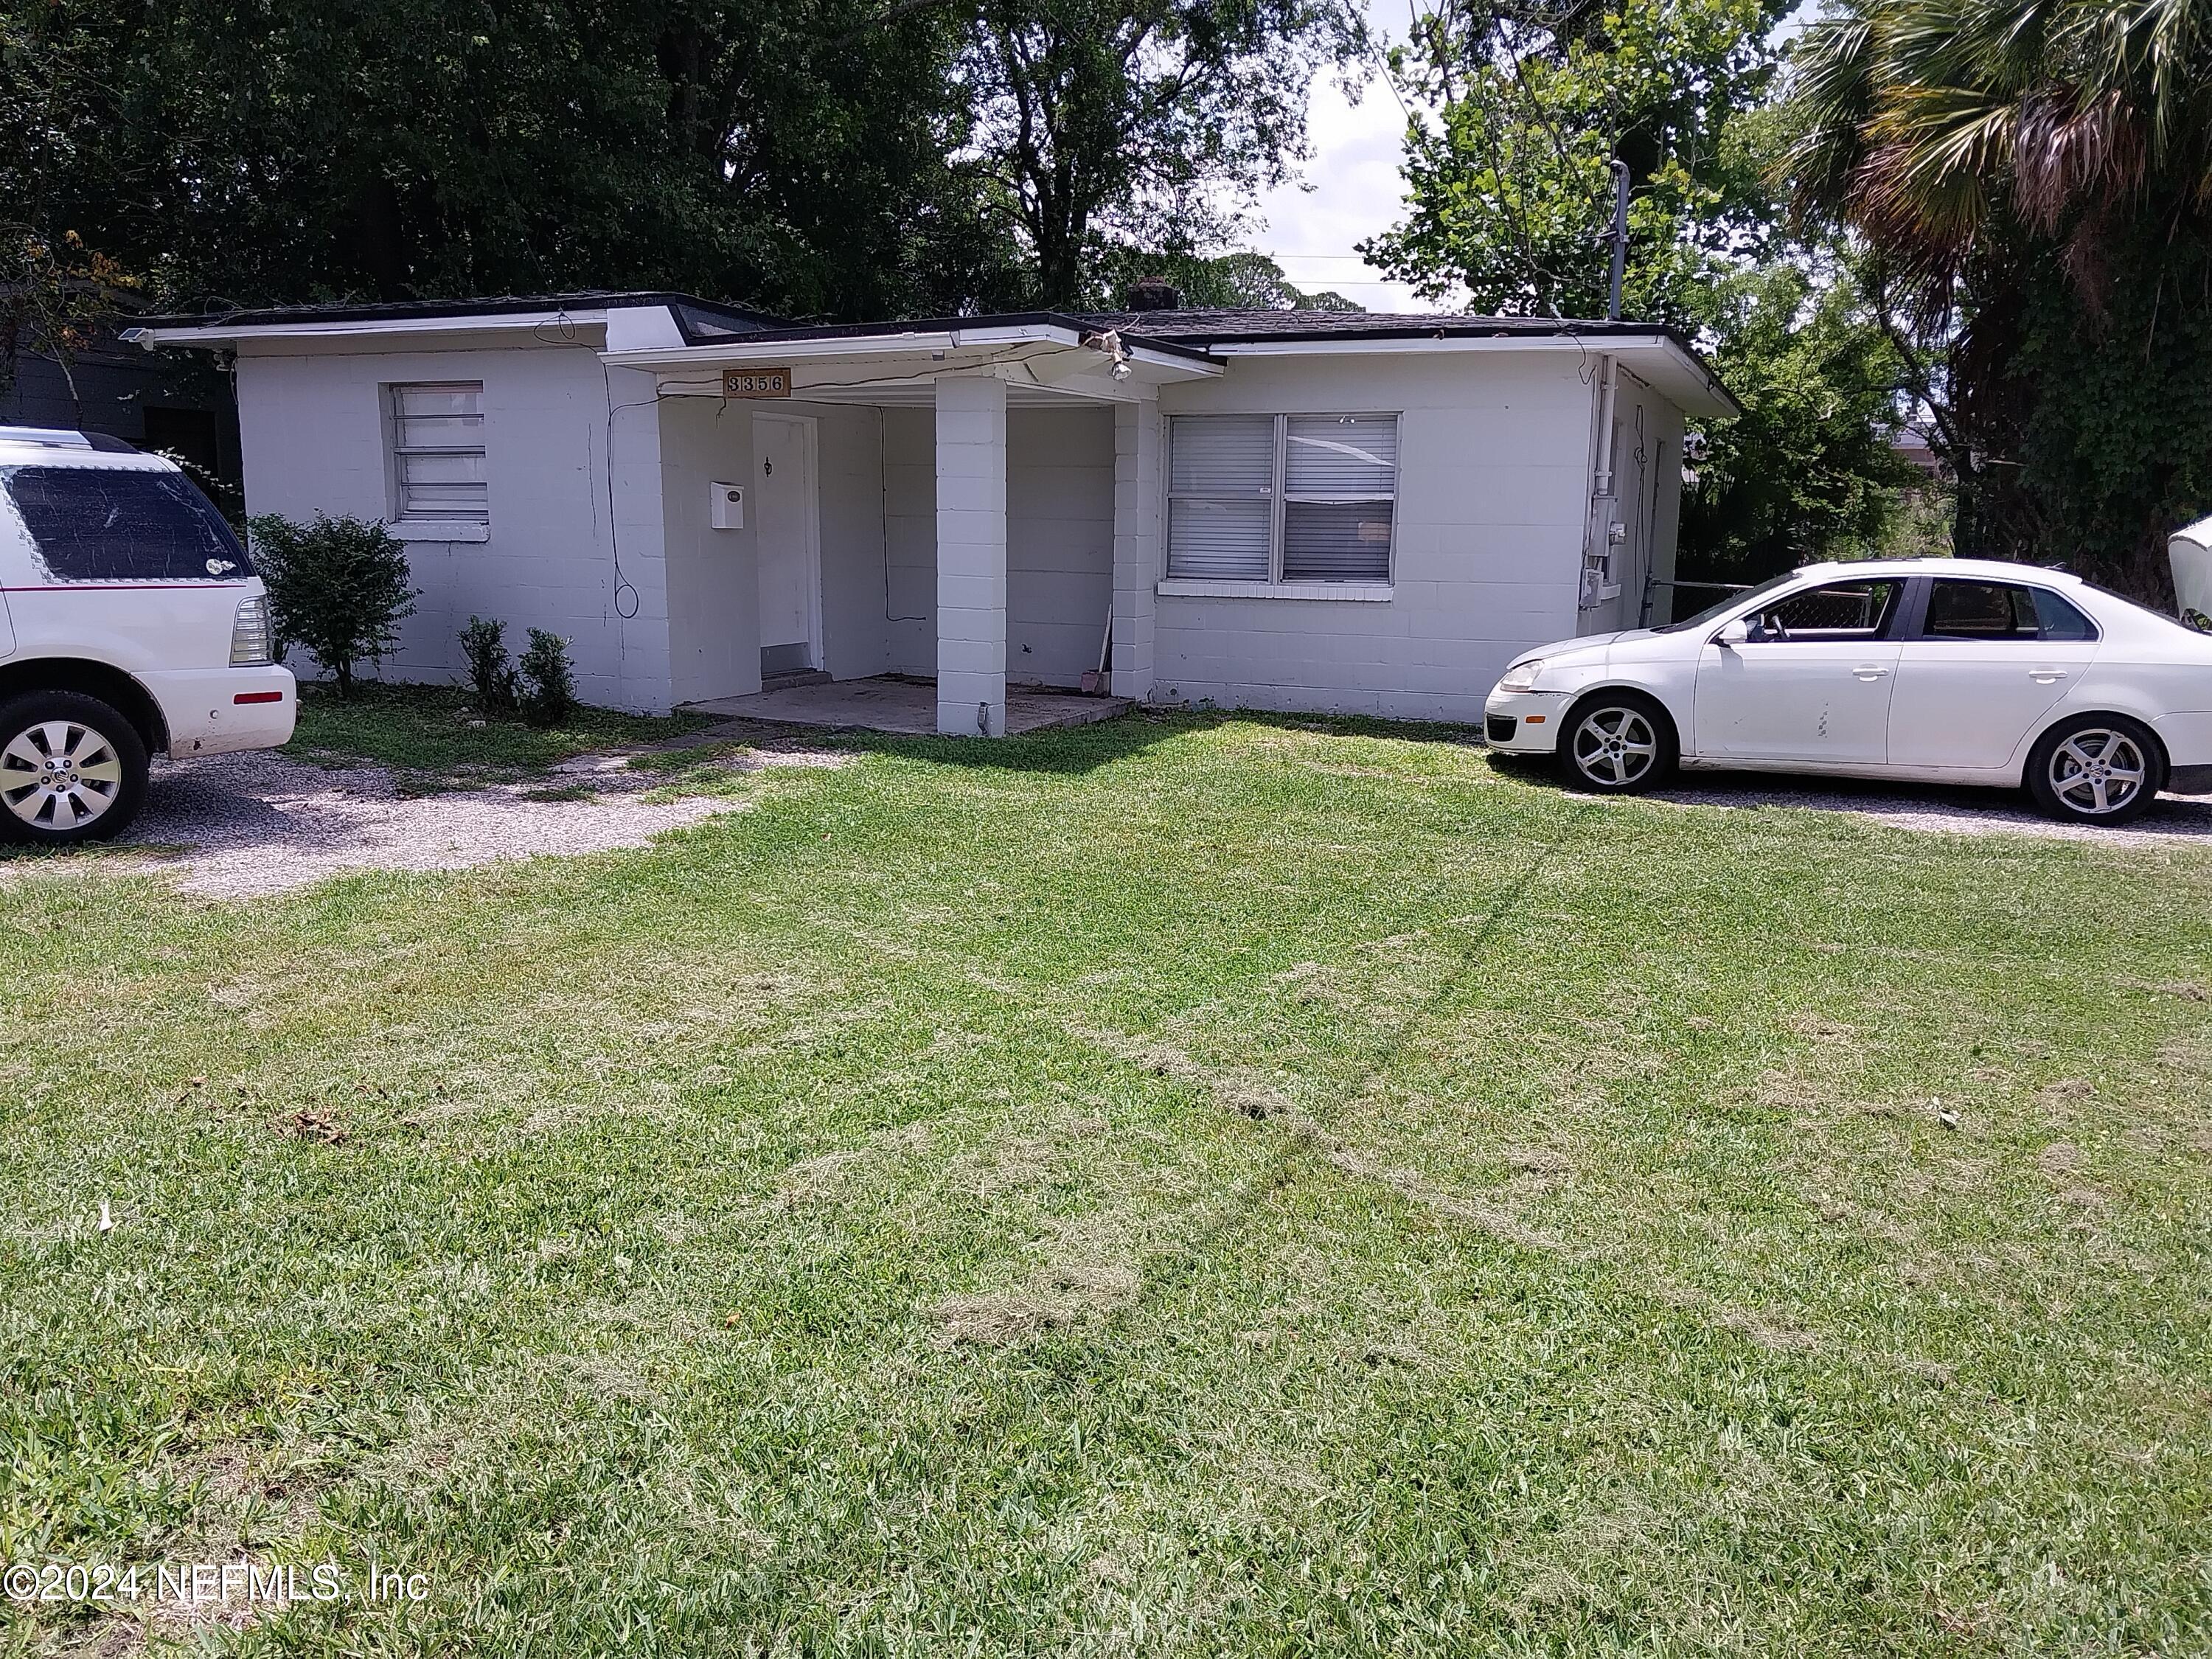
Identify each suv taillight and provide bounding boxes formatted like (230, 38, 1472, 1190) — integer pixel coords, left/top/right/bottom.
(230, 594, 274, 666)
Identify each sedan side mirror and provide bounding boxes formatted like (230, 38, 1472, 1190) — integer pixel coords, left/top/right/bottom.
(1714, 616, 1753, 647)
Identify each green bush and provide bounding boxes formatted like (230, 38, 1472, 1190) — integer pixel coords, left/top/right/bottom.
(246, 513, 417, 698)
(458, 616, 519, 714)
(518, 628, 576, 727)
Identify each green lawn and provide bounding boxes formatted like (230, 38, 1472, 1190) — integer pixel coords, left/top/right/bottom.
(4, 712, 2210, 1655)
(285, 682, 718, 787)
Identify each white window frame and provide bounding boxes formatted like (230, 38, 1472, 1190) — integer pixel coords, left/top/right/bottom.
(386, 381, 490, 540)
(1161, 412, 1399, 597)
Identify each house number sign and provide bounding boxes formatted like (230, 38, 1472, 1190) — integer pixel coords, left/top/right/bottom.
(722, 368, 793, 398)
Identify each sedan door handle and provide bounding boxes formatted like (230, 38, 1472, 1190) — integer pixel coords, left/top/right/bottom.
(1853, 665, 1891, 681)
(2029, 667, 2068, 683)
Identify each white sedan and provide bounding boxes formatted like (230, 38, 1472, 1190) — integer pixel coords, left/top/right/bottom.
(1484, 557, 2212, 824)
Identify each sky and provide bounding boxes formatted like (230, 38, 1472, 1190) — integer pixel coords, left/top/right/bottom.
(1245, 1, 1454, 314)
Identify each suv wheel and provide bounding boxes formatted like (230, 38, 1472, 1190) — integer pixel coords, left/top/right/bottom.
(0, 691, 150, 845)
(2026, 714, 2163, 825)
(1557, 690, 1677, 794)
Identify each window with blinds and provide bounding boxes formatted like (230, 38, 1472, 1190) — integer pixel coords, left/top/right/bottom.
(389, 383, 488, 522)
(1167, 416, 1273, 580)
(1166, 413, 1397, 585)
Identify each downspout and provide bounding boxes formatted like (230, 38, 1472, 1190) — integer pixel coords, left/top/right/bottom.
(1593, 355, 1618, 500)
(1581, 356, 1621, 613)
(1581, 158, 1632, 615)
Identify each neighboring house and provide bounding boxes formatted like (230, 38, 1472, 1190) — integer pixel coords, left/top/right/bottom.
(3, 324, 241, 507)
(132, 292, 1736, 730)
(1893, 426, 1944, 479)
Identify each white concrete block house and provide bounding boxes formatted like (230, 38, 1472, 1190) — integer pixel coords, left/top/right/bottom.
(134, 293, 1736, 734)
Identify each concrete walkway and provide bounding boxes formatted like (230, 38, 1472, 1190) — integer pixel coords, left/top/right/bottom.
(686, 676, 1131, 735)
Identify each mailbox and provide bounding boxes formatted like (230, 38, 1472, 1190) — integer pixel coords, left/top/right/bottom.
(710, 481, 745, 530)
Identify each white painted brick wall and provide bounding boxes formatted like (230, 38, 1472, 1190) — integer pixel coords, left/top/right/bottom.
(933, 376, 1008, 735)
(234, 341, 675, 711)
(881, 403, 1114, 689)
(1151, 351, 1612, 722)
(1111, 400, 1163, 698)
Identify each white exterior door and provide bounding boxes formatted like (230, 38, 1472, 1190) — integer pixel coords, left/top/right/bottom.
(755, 415, 818, 672)
(1693, 577, 1906, 764)
(1886, 578, 2101, 771)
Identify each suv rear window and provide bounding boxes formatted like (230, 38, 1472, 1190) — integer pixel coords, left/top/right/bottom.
(1, 465, 251, 582)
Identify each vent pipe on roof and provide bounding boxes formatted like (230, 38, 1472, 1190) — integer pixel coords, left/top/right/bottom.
(1607, 160, 1630, 321)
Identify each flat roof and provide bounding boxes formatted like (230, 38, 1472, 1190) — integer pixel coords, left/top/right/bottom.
(128, 291, 785, 344)
(1082, 308, 1690, 349)
(130, 296, 1736, 414)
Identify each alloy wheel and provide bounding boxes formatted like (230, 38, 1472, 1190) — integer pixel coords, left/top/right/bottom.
(0, 720, 126, 832)
(1571, 706, 1658, 787)
(2048, 726, 2147, 816)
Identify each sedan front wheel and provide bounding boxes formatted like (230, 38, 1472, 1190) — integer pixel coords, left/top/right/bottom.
(1557, 691, 1677, 795)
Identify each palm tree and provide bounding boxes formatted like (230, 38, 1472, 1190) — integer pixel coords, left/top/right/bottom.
(1787, 0, 2212, 296)
(1781, 0, 2212, 594)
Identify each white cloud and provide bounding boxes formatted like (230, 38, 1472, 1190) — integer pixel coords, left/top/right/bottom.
(1245, 3, 1467, 314)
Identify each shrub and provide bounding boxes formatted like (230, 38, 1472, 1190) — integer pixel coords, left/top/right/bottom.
(458, 616, 518, 714)
(517, 628, 576, 727)
(246, 513, 417, 698)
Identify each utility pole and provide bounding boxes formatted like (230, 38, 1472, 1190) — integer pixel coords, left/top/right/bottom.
(1607, 159, 1630, 320)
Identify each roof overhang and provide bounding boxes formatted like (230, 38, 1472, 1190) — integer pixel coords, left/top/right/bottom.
(1198, 330, 1739, 420)
(602, 319, 1222, 406)
(123, 308, 614, 351)
(117, 293, 778, 354)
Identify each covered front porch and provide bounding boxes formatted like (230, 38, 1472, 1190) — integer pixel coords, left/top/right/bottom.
(604, 317, 1217, 735)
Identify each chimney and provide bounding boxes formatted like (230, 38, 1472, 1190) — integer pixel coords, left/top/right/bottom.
(1123, 276, 1182, 312)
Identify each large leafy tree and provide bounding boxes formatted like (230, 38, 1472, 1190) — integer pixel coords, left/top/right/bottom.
(959, 0, 1366, 305)
(1679, 260, 1922, 579)
(1785, 0, 2212, 598)
(1093, 247, 1364, 308)
(1366, 0, 1790, 321)
(0, 0, 1014, 318)
(1365, 0, 1920, 585)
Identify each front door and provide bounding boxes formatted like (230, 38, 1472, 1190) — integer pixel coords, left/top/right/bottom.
(1694, 576, 1907, 763)
(755, 415, 817, 676)
(1885, 577, 2101, 771)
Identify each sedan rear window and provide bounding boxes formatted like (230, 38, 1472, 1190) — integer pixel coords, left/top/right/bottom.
(1922, 579, 2098, 641)
(1, 465, 251, 582)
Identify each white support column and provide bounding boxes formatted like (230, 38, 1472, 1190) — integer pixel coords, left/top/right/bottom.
(934, 374, 1009, 736)
(1111, 398, 1163, 701)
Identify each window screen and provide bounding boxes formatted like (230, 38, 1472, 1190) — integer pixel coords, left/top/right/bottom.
(1167, 416, 1272, 580)
(1, 464, 251, 581)
(1166, 413, 1398, 584)
(1283, 415, 1395, 581)
(389, 382, 487, 521)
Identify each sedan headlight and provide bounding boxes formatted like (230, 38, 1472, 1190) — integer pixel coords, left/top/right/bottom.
(1498, 658, 1545, 692)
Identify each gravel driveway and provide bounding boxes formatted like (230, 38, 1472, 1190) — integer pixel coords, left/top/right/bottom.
(1637, 770, 2212, 847)
(5, 742, 832, 899)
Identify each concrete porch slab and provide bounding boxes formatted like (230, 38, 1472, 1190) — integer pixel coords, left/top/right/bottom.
(685, 676, 1132, 736)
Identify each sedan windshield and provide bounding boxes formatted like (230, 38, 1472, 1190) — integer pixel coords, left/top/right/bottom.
(1652, 572, 1794, 633)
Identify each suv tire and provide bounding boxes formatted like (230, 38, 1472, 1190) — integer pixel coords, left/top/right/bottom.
(0, 690, 150, 845)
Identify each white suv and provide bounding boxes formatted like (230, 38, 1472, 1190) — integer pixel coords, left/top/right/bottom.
(0, 425, 295, 844)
